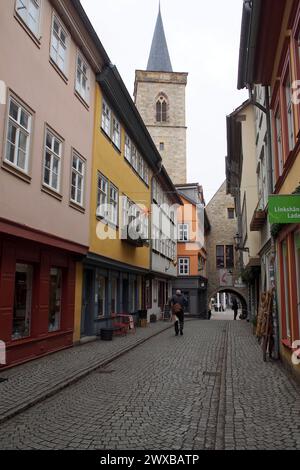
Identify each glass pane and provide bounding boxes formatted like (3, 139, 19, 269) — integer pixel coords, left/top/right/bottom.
(12, 264, 32, 340)
(48, 268, 62, 332)
(17, 149, 26, 170)
(71, 185, 76, 201)
(18, 130, 27, 151)
(97, 276, 106, 317)
(46, 132, 52, 149)
(20, 109, 29, 130)
(71, 171, 76, 186)
(53, 18, 59, 34)
(7, 122, 17, 144)
(53, 139, 60, 156)
(44, 167, 50, 185)
(9, 100, 19, 121)
(45, 151, 51, 169)
(52, 172, 58, 190)
(52, 157, 59, 174)
(6, 142, 15, 163)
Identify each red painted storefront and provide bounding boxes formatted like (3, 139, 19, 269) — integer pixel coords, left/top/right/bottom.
(0, 219, 87, 369)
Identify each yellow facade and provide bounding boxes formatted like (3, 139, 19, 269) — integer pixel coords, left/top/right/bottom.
(89, 85, 152, 268)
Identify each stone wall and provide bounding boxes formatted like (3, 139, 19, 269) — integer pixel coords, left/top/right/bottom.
(206, 181, 248, 305)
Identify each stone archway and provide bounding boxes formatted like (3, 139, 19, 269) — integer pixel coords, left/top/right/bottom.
(209, 288, 248, 317)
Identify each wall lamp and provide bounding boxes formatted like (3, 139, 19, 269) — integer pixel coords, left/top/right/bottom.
(234, 233, 250, 253)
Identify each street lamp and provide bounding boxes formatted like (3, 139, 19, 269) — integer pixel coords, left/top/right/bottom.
(234, 233, 250, 253)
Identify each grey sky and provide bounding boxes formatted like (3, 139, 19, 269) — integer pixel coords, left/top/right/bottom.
(81, 0, 248, 202)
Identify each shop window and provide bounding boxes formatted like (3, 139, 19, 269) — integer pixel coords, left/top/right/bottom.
(12, 264, 33, 340)
(48, 268, 62, 332)
(282, 240, 291, 339)
(111, 278, 117, 314)
(294, 231, 300, 332)
(97, 275, 106, 317)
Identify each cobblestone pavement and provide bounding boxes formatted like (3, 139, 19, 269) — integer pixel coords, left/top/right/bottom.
(0, 321, 172, 423)
(0, 320, 299, 450)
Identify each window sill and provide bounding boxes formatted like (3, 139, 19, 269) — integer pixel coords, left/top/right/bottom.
(41, 184, 63, 201)
(96, 216, 118, 230)
(69, 200, 85, 214)
(74, 90, 90, 111)
(14, 13, 42, 48)
(49, 58, 68, 84)
(1, 160, 32, 183)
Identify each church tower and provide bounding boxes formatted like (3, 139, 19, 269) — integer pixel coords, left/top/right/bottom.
(134, 4, 188, 185)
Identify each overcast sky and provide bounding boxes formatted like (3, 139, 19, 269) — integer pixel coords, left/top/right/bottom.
(81, 0, 248, 203)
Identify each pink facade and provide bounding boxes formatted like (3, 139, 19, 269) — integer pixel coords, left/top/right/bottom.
(0, 0, 105, 245)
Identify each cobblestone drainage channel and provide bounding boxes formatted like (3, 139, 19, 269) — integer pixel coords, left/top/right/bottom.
(96, 369, 115, 374)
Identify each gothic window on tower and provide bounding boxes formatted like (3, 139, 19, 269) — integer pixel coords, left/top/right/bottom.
(156, 95, 168, 123)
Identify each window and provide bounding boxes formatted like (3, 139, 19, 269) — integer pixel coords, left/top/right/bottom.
(43, 129, 62, 192)
(75, 53, 89, 102)
(178, 224, 189, 242)
(111, 278, 118, 314)
(12, 264, 33, 340)
(15, 0, 40, 36)
(284, 73, 295, 152)
(96, 173, 118, 226)
(112, 116, 121, 149)
(124, 134, 131, 162)
(226, 245, 234, 269)
(143, 164, 149, 185)
(97, 275, 106, 317)
(275, 108, 284, 177)
(216, 246, 225, 269)
(227, 208, 235, 219)
(131, 144, 138, 171)
(178, 258, 190, 276)
(110, 184, 118, 226)
(159, 142, 165, 151)
(97, 173, 108, 219)
(48, 268, 62, 332)
(50, 15, 68, 74)
(5, 97, 31, 173)
(156, 96, 167, 122)
(198, 255, 205, 272)
(101, 100, 111, 136)
(71, 152, 85, 206)
(294, 231, 300, 333)
(282, 240, 291, 339)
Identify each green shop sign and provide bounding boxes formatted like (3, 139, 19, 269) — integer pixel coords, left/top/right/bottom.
(268, 195, 300, 224)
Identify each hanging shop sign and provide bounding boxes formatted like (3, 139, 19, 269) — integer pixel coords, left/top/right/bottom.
(268, 195, 300, 224)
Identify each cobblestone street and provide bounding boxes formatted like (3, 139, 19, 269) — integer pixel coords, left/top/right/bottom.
(0, 320, 299, 450)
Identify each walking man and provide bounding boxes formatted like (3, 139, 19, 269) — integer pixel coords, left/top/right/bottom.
(232, 297, 239, 321)
(170, 290, 187, 336)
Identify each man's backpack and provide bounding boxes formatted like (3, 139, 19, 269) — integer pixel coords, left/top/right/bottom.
(172, 303, 182, 314)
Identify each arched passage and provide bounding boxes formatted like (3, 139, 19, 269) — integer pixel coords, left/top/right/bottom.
(209, 288, 248, 319)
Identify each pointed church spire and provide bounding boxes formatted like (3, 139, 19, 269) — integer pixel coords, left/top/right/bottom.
(147, 3, 173, 72)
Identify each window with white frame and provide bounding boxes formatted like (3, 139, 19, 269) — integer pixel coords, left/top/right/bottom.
(285, 73, 295, 152)
(50, 15, 68, 74)
(112, 116, 121, 149)
(97, 173, 108, 219)
(16, 0, 40, 36)
(131, 144, 138, 171)
(71, 152, 85, 206)
(178, 258, 190, 276)
(101, 100, 111, 136)
(43, 129, 62, 192)
(178, 224, 189, 242)
(5, 97, 31, 173)
(75, 53, 89, 102)
(109, 184, 118, 226)
(124, 134, 131, 162)
(143, 164, 149, 185)
(96, 173, 118, 225)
